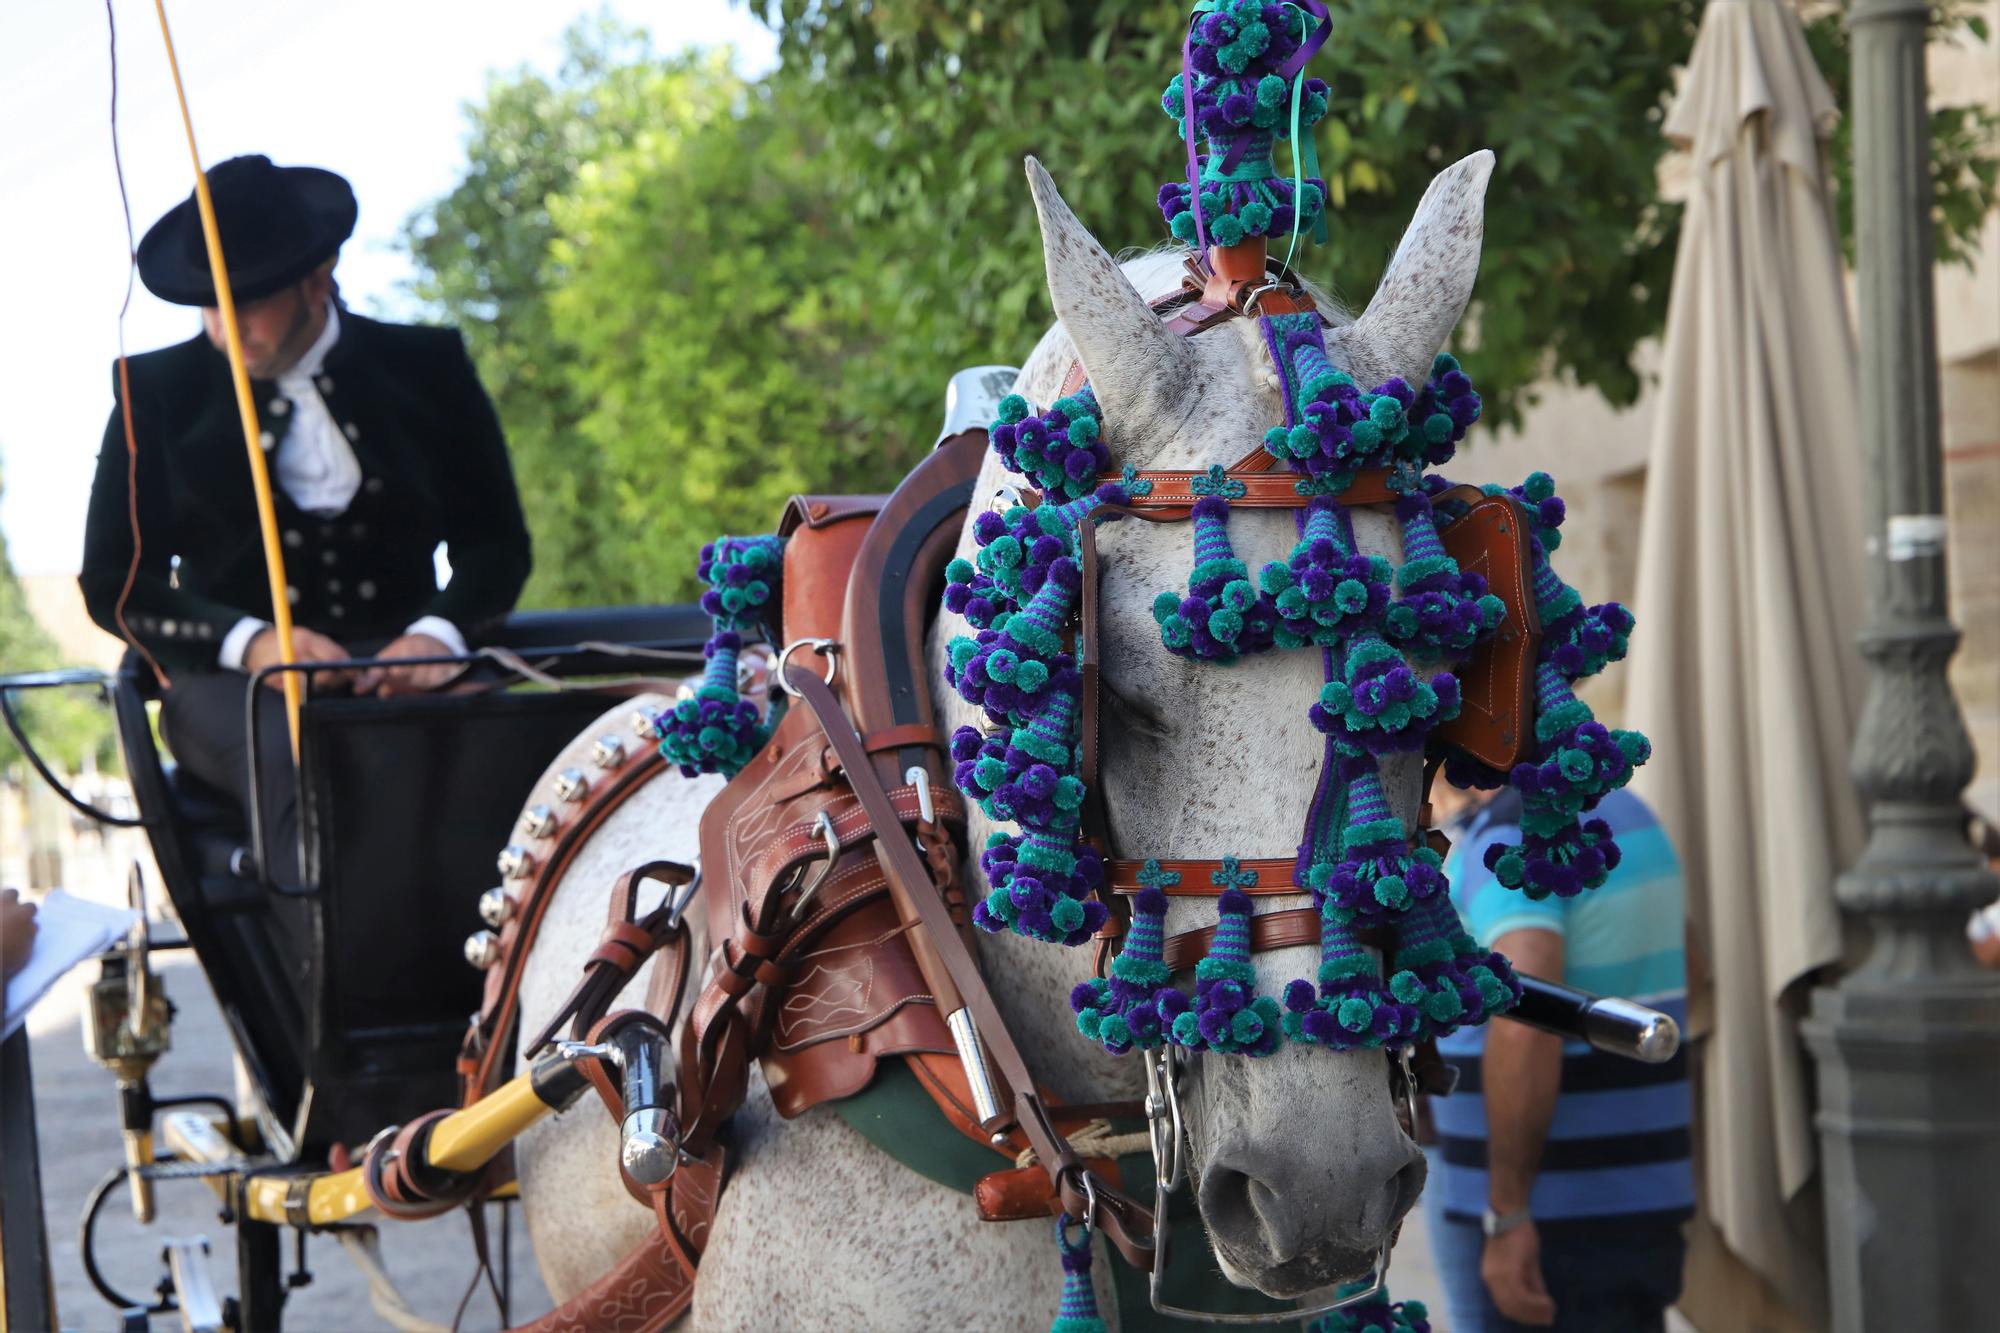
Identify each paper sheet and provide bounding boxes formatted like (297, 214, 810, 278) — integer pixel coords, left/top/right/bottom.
(2, 889, 141, 1041)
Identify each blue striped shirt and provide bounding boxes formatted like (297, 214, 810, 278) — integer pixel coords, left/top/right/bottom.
(1430, 787, 1694, 1231)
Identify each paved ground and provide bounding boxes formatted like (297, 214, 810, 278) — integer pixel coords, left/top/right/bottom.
(23, 949, 554, 1332)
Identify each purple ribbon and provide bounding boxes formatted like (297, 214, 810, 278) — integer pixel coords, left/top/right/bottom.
(1180, 20, 1210, 260)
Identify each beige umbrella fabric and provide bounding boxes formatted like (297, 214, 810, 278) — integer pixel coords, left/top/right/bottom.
(1623, 0, 1865, 1325)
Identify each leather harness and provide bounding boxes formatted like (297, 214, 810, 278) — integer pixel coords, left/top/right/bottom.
(432, 258, 1540, 1332)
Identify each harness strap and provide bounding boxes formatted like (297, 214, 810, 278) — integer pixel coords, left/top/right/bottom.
(1161, 907, 1321, 973)
(785, 663, 1159, 1269)
(1102, 857, 1299, 895)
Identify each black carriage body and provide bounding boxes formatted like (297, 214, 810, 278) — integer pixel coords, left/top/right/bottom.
(111, 606, 707, 1155)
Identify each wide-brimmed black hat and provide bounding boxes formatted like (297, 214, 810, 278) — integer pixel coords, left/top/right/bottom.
(137, 154, 357, 307)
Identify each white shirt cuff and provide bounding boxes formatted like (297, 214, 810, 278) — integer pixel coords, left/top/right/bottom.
(404, 615, 467, 659)
(219, 617, 270, 671)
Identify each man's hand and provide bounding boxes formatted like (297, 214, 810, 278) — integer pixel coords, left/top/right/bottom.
(1482, 1219, 1556, 1325)
(353, 634, 459, 696)
(244, 626, 355, 692)
(1, 888, 39, 981)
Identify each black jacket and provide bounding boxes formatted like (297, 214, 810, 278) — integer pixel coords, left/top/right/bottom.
(80, 312, 531, 673)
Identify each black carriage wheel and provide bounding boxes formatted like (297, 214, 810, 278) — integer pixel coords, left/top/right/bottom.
(78, 1168, 176, 1316)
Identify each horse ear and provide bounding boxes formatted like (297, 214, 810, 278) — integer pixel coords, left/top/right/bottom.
(1026, 156, 1193, 429)
(1322, 150, 1494, 387)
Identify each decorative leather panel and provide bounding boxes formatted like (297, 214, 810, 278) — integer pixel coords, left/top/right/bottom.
(1431, 493, 1540, 770)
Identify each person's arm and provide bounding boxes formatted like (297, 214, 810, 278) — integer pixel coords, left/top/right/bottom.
(79, 367, 257, 671)
(1480, 924, 1565, 1326)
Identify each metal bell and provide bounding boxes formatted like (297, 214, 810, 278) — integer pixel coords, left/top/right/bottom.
(463, 930, 501, 969)
(629, 708, 658, 739)
(590, 734, 627, 769)
(497, 845, 535, 881)
(553, 767, 590, 803)
(519, 804, 557, 840)
(478, 887, 515, 927)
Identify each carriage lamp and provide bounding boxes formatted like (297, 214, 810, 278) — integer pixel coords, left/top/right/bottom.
(83, 945, 174, 1224)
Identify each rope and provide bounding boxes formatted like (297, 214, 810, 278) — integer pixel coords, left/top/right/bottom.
(1014, 1119, 1154, 1170)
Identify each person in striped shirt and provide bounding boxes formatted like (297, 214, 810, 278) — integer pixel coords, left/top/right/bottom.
(1421, 783, 1693, 1331)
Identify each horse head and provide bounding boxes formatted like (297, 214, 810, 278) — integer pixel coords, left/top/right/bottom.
(951, 151, 1493, 1300)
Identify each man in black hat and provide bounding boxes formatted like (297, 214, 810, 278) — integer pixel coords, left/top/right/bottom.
(79, 154, 532, 881)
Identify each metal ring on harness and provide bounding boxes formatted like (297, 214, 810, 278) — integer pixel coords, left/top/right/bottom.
(774, 638, 839, 697)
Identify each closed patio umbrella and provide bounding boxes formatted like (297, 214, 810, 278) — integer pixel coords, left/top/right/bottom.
(1623, 0, 1865, 1325)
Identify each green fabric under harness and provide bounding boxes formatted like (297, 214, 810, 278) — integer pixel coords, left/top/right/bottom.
(833, 1060, 1311, 1330)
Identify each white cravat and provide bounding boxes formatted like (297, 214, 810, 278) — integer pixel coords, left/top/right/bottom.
(271, 302, 361, 516)
(217, 303, 465, 668)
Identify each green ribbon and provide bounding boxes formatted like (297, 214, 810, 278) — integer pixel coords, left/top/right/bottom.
(1282, 3, 1328, 272)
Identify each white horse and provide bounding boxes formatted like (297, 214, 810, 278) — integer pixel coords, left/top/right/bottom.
(512, 150, 1494, 1329)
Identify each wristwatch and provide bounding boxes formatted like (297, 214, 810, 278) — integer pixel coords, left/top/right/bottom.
(1482, 1205, 1532, 1237)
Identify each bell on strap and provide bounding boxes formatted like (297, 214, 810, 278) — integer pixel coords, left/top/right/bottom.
(1159, 859, 1283, 1055)
(1390, 891, 1520, 1037)
(1152, 494, 1277, 662)
(653, 534, 784, 778)
(1072, 872, 1175, 1054)
(1311, 765, 1448, 929)
(1049, 1214, 1108, 1333)
(1282, 908, 1421, 1050)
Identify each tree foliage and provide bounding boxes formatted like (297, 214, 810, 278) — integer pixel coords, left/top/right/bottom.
(0, 465, 113, 773)
(403, 3, 1996, 607)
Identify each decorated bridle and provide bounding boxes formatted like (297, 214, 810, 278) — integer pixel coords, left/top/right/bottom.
(658, 4, 1648, 1328)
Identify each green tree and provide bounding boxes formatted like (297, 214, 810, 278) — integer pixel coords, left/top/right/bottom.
(0, 465, 113, 772)
(404, 6, 1995, 609)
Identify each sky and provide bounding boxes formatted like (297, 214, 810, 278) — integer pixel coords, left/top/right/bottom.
(0, 0, 777, 577)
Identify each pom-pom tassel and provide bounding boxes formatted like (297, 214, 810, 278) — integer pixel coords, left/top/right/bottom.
(1161, 862, 1282, 1055)
(1485, 814, 1626, 901)
(953, 691, 1088, 832)
(1390, 893, 1520, 1037)
(1153, 496, 1277, 661)
(1306, 1291, 1433, 1333)
(654, 631, 766, 777)
(947, 556, 1082, 718)
(1509, 661, 1651, 829)
(972, 830, 1108, 947)
(1311, 767, 1448, 927)
(991, 390, 1110, 503)
(1048, 1214, 1107, 1333)
(1384, 492, 1504, 661)
(1312, 635, 1461, 758)
(1072, 876, 1174, 1054)
(1282, 911, 1421, 1049)
(1261, 498, 1395, 648)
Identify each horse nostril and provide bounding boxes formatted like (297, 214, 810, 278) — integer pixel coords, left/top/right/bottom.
(1387, 1154, 1427, 1230)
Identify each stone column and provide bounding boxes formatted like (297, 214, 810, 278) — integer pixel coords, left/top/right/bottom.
(1800, 1, 2000, 1329)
